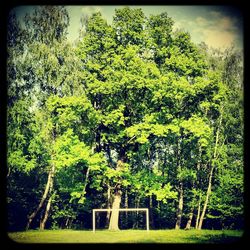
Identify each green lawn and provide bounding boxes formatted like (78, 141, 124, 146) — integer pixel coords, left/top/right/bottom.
(8, 229, 243, 243)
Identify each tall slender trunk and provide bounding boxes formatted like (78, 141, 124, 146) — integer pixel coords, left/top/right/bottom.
(175, 136, 183, 230)
(133, 196, 140, 229)
(7, 167, 11, 178)
(40, 192, 53, 229)
(185, 207, 194, 230)
(82, 167, 90, 197)
(198, 165, 215, 229)
(125, 189, 128, 227)
(136, 197, 139, 228)
(106, 183, 111, 228)
(175, 182, 183, 229)
(195, 146, 202, 229)
(149, 194, 154, 229)
(26, 124, 57, 230)
(26, 165, 54, 230)
(195, 194, 201, 229)
(65, 218, 69, 229)
(198, 107, 223, 229)
(39, 164, 55, 230)
(105, 144, 113, 229)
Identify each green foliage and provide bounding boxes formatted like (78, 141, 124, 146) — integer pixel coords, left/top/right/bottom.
(7, 98, 36, 173)
(7, 6, 243, 232)
(181, 115, 212, 147)
(177, 168, 197, 182)
(24, 6, 69, 45)
(113, 7, 145, 46)
(151, 183, 178, 203)
(52, 129, 88, 169)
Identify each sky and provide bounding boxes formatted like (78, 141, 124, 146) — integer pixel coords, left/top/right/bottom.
(13, 5, 243, 51)
(66, 5, 243, 51)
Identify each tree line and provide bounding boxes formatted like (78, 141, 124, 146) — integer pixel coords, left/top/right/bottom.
(7, 6, 243, 231)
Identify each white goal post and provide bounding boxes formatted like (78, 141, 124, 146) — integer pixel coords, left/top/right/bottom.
(92, 208, 149, 232)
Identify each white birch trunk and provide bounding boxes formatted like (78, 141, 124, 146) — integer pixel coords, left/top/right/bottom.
(185, 208, 194, 230)
(198, 107, 223, 229)
(26, 165, 54, 230)
(175, 182, 184, 229)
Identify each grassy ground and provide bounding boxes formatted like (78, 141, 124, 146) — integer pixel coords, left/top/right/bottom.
(8, 229, 243, 243)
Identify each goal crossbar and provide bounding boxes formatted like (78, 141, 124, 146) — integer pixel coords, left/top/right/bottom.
(92, 208, 149, 232)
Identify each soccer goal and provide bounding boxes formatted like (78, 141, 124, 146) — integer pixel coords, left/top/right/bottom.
(92, 208, 149, 232)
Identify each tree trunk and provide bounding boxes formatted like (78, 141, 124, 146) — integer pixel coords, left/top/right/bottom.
(109, 152, 125, 230)
(108, 157, 125, 230)
(39, 164, 55, 230)
(194, 146, 202, 229)
(149, 194, 154, 229)
(82, 166, 90, 198)
(198, 165, 214, 229)
(198, 107, 223, 229)
(125, 189, 128, 227)
(108, 191, 122, 230)
(175, 135, 183, 230)
(40, 192, 53, 229)
(65, 217, 69, 229)
(26, 165, 54, 230)
(175, 182, 183, 229)
(195, 194, 201, 229)
(185, 207, 194, 230)
(7, 167, 11, 178)
(106, 183, 111, 228)
(133, 196, 140, 229)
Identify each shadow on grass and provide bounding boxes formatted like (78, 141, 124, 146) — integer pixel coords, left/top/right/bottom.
(189, 234, 242, 244)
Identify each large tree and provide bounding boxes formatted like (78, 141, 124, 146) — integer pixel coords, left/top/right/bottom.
(76, 8, 228, 231)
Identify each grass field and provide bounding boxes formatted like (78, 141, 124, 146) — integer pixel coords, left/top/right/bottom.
(8, 229, 243, 243)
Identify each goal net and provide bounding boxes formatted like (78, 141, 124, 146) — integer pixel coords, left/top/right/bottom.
(92, 208, 149, 232)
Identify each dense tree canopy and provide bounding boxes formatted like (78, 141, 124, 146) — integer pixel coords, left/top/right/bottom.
(7, 6, 243, 231)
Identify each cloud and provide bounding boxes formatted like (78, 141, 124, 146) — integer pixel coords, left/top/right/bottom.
(173, 20, 184, 31)
(202, 29, 236, 49)
(217, 17, 235, 30)
(194, 14, 235, 30)
(190, 11, 239, 49)
(81, 6, 102, 16)
(173, 19, 193, 32)
(195, 17, 209, 26)
(210, 11, 221, 18)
